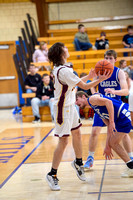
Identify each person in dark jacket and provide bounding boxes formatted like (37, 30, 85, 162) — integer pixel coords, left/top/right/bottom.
(24, 64, 42, 106)
(31, 73, 54, 123)
(95, 31, 109, 50)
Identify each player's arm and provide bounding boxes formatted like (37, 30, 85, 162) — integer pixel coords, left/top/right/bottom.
(77, 70, 111, 90)
(122, 41, 130, 48)
(105, 69, 129, 96)
(80, 68, 97, 83)
(129, 92, 133, 126)
(89, 95, 116, 135)
(90, 76, 97, 94)
(131, 112, 133, 126)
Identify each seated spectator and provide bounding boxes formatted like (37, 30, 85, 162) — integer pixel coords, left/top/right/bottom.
(119, 59, 133, 78)
(78, 72, 92, 95)
(122, 25, 133, 57)
(74, 24, 95, 51)
(33, 41, 50, 70)
(95, 31, 109, 50)
(31, 74, 54, 123)
(24, 64, 42, 106)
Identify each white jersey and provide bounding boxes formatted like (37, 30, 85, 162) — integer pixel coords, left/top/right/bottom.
(53, 64, 81, 107)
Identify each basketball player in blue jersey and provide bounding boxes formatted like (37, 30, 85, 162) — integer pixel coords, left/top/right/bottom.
(76, 91, 133, 177)
(84, 50, 133, 169)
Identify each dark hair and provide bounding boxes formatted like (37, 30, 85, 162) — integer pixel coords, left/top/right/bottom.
(48, 42, 65, 66)
(100, 31, 106, 37)
(42, 73, 49, 78)
(104, 50, 117, 59)
(127, 25, 133, 31)
(29, 64, 35, 68)
(78, 24, 84, 30)
(76, 91, 89, 99)
(29, 64, 35, 71)
(80, 72, 87, 78)
(119, 60, 126, 68)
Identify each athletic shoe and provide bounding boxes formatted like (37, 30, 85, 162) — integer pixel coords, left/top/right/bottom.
(32, 116, 40, 123)
(92, 45, 97, 50)
(46, 174, 60, 191)
(84, 156, 94, 169)
(121, 168, 133, 178)
(71, 160, 86, 181)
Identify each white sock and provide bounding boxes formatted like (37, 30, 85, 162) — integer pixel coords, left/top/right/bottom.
(128, 152, 133, 158)
(126, 160, 132, 164)
(88, 151, 94, 157)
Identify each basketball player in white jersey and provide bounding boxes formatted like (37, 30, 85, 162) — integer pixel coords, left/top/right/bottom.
(45, 42, 111, 191)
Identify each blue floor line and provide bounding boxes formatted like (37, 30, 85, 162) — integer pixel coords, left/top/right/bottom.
(88, 190, 133, 194)
(0, 128, 53, 189)
(97, 159, 107, 200)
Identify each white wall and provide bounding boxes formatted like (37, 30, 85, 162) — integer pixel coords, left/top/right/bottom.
(0, 0, 133, 41)
(49, 0, 133, 29)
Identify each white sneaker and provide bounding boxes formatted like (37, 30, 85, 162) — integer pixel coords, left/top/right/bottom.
(71, 160, 86, 181)
(92, 46, 97, 50)
(121, 168, 133, 178)
(46, 174, 60, 191)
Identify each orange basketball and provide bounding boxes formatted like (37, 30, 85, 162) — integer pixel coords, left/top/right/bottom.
(95, 59, 114, 76)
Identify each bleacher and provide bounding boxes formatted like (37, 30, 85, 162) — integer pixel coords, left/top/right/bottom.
(21, 25, 133, 122)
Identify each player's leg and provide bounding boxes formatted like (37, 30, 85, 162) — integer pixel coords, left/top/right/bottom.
(84, 113, 104, 169)
(122, 134, 133, 159)
(71, 105, 86, 181)
(31, 97, 41, 123)
(46, 137, 68, 190)
(71, 128, 86, 181)
(109, 132, 133, 177)
(46, 105, 71, 190)
(84, 126, 101, 168)
(109, 132, 130, 162)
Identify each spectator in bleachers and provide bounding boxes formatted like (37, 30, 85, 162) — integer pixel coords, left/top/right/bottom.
(77, 72, 94, 119)
(74, 24, 96, 51)
(31, 73, 54, 123)
(24, 64, 42, 106)
(119, 59, 133, 79)
(122, 25, 133, 57)
(95, 31, 109, 50)
(33, 41, 48, 63)
(33, 41, 50, 70)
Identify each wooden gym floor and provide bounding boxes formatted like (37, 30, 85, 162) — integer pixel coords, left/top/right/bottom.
(0, 109, 133, 200)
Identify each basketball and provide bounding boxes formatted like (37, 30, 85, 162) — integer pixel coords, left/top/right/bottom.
(95, 59, 114, 76)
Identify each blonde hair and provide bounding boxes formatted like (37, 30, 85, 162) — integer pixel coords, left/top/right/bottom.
(76, 91, 89, 99)
(39, 41, 47, 50)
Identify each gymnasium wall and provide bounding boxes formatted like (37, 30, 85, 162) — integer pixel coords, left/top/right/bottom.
(0, 1, 38, 41)
(0, 0, 133, 41)
(49, 0, 133, 29)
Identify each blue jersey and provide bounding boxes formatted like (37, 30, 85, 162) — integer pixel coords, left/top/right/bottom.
(93, 66, 121, 127)
(98, 66, 121, 101)
(88, 94, 132, 133)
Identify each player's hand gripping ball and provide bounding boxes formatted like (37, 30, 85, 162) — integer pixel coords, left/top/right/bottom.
(95, 59, 114, 76)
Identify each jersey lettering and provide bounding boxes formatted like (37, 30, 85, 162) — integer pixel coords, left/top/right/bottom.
(95, 109, 109, 119)
(122, 109, 131, 120)
(100, 81, 117, 87)
(105, 88, 116, 98)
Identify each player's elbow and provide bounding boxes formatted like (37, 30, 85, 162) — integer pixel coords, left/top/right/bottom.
(124, 89, 129, 96)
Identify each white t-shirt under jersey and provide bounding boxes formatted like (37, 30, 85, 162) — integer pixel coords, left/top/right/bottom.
(53, 65, 81, 107)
